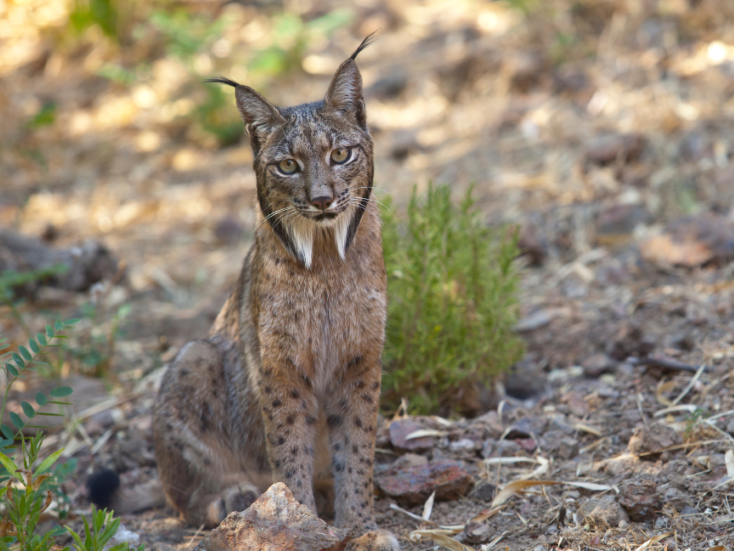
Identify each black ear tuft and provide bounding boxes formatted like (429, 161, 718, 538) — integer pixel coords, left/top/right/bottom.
(350, 31, 378, 61)
(205, 76, 241, 88)
(87, 468, 120, 509)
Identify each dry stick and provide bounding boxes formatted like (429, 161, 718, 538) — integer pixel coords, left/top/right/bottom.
(672, 364, 706, 405)
(185, 523, 206, 549)
(627, 356, 712, 374)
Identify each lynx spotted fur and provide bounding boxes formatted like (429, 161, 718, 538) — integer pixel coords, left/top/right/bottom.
(151, 37, 399, 550)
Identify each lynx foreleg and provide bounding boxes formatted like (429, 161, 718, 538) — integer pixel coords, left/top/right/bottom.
(256, 360, 320, 512)
(324, 353, 382, 534)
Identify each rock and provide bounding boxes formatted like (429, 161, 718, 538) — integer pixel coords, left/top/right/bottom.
(505, 416, 548, 439)
(628, 422, 682, 458)
(0, 229, 121, 296)
(471, 482, 496, 502)
(193, 483, 350, 551)
(490, 439, 523, 457)
(580, 496, 630, 528)
(214, 216, 245, 244)
(662, 487, 689, 512)
(449, 438, 479, 452)
(586, 133, 644, 165)
(619, 480, 661, 522)
(550, 437, 579, 460)
(374, 460, 474, 506)
(639, 215, 734, 267)
(389, 418, 435, 452)
(390, 453, 428, 470)
(595, 204, 651, 246)
(582, 354, 617, 378)
(462, 522, 492, 545)
(366, 71, 408, 101)
(474, 410, 504, 439)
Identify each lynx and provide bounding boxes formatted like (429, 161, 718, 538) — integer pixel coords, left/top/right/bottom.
(151, 37, 398, 549)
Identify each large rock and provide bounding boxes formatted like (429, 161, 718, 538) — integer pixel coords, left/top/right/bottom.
(628, 422, 682, 458)
(389, 418, 435, 451)
(194, 483, 350, 551)
(619, 480, 662, 522)
(374, 460, 473, 506)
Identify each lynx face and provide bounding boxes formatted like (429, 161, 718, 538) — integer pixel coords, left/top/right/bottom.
(254, 104, 375, 266)
(209, 40, 374, 268)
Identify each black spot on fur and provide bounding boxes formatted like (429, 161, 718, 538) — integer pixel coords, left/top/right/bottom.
(272, 399, 282, 408)
(302, 375, 312, 388)
(347, 356, 363, 369)
(286, 414, 295, 425)
(306, 415, 317, 425)
(290, 389, 300, 399)
(354, 417, 362, 428)
(361, 393, 372, 404)
(277, 437, 285, 445)
(327, 414, 343, 427)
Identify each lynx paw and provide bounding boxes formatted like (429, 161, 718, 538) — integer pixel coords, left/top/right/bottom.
(345, 530, 400, 551)
(206, 482, 259, 526)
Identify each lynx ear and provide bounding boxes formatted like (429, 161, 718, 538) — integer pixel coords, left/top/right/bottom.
(206, 77, 284, 154)
(324, 34, 375, 128)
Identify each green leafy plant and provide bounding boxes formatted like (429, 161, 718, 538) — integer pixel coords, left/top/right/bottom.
(0, 266, 68, 339)
(0, 320, 77, 444)
(381, 184, 525, 415)
(0, 432, 67, 551)
(0, 321, 140, 549)
(66, 506, 144, 551)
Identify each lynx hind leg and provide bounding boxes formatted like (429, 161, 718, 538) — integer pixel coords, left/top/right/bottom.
(153, 340, 262, 528)
(345, 530, 401, 551)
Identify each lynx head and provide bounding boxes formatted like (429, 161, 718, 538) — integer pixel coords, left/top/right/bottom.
(208, 36, 375, 269)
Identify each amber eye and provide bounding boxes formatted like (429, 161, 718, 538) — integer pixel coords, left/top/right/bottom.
(330, 147, 350, 164)
(277, 159, 298, 174)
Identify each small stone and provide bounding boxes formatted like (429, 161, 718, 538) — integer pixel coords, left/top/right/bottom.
(505, 416, 548, 439)
(391, 453, 428, 470)
(580, 496, 630, 529)
(582, 354, 617, 378)
(462, 522, 492, 545)
(193, 483, 350, 551)
(481, 440, 493, 459)
(389, 418, 435, 452)
(472, 482, 496, 502)
(586, 133, 645, 165)
(374, 460, 474, 506)
(474, 410, 504, 439)
(628, 422, 683, 459)
(449, 438, 479, 452)
(214, 216, 244, 244)
(491, 440, 523, 457)
(553, 437, 580, 460)
(680, 505, 698, 517)
(619, 480, 662, 522)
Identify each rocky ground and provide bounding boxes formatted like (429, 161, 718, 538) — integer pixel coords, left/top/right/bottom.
(1, 0, 734, 549)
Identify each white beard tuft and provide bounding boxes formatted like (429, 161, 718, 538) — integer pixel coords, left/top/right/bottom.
(334, 214, 350, 261)
(288, 219, 315, 269)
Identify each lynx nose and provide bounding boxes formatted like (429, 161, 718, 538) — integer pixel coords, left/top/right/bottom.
(310, 195, 333, 211)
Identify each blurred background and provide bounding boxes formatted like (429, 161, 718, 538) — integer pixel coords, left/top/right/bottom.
(1, 0, 734, 386)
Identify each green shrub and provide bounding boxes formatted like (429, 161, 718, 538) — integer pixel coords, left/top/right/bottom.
(381, 184, 524, 415)
(0, 321, 141, 550)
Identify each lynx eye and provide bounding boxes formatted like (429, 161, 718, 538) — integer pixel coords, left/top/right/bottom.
(277, 159, 299, 175)
(330, 147, 350, 164)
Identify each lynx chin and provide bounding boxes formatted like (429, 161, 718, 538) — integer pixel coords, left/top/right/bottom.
(88, 35, 399, 551)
